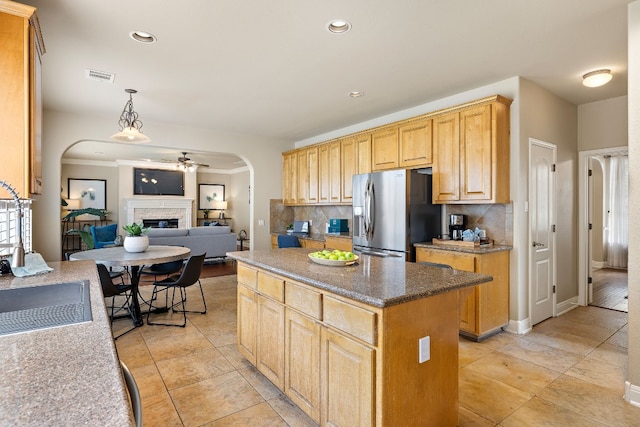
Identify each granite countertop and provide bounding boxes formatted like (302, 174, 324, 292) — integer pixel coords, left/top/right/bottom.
(0, 260, 133, 426)
(271, 231, 351, 241)
(227, 249, 492, 308)
(414, 241, 513, 254)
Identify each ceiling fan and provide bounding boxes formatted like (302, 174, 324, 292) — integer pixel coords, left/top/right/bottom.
(161, 152, 210, 171)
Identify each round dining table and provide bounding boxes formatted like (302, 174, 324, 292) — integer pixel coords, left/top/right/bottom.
(70, 245, 191, 326)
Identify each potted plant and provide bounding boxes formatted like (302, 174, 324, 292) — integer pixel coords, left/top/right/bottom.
(122, 222, 150, 253)
(202, 209, 210, 219)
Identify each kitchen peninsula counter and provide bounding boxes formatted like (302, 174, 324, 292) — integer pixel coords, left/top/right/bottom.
(0, 260, 134, 426)
(227, 249, 492, 426)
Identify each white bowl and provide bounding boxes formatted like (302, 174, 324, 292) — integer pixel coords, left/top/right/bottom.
(308, 253, 359, 266)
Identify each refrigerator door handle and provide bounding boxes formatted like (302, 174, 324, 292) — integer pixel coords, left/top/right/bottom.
(365, 180, 375, 241)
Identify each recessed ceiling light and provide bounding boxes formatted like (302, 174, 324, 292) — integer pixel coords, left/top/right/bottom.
(349, 91, 364, 98)
(129, 30, 157, 44)
(327, 19, 351, 34)
(582, 69, 612, 88)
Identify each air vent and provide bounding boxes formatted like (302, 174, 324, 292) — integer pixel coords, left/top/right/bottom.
(85, 69, 115, 84)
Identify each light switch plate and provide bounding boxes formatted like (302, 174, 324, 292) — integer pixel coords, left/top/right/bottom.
(419, 336, 430, 363)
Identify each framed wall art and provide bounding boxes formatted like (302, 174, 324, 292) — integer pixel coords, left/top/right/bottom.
(198, 184, 225, 210)
(68, 178, 107, 209)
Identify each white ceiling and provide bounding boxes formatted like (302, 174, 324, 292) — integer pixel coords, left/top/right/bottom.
(25, 0, 631, 170)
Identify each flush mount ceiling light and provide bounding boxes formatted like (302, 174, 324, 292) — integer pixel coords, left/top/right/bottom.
(110, 89, 151, 143)
(327, 19, 351, 33)
(129, 30, 157, 44)
(582, 69, 612, 88)
(349, 91, 364, 98)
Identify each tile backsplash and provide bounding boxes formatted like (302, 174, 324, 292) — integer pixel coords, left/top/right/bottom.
(270, 200, 352, 235)
(270, 199, 512, 245)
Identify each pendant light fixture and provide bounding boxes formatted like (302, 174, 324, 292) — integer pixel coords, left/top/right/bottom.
(111, 89, 151, 143)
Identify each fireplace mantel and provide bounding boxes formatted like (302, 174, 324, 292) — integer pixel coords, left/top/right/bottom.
(125, 198, 194, 229)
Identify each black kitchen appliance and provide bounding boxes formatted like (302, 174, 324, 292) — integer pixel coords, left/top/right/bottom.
(449, 214, 466, 240)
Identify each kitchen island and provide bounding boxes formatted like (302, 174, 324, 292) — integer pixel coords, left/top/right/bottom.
(227, 248, 493, 427)
(0, 260, 134, 426)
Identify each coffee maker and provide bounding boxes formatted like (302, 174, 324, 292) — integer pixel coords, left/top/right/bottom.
(449, 214, 466, 240)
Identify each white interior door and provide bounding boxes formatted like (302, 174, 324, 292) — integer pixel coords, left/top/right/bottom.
(530, 139, 556, 325)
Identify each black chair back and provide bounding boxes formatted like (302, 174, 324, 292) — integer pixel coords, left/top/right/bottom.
(419, 261, 453, 270)
(165, 254, 205, 288)
(97, 263, 120, 297)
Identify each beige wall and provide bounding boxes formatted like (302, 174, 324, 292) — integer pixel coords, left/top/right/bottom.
(578, 96, 628, 151)
(35, 110, 290, 261)
(61, 162, 120, 224)
(627, 0, 640, 399)
(229, 170, 250, 237)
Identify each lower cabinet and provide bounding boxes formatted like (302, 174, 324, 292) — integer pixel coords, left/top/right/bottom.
(416, 247, 510, 340)
(321, 327, 374, 427)
(236, 262, 460, 426)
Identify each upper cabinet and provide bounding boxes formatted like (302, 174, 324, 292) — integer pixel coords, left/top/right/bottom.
(371, 127, 399, 171)
(399, 118, 432, 168)
(432, 96, 511, 204)
(282, 95, 511, 206)
(0, 1, 45, 198)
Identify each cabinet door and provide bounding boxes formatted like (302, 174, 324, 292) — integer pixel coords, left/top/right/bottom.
(329, 141, 341, 204)
(307, 147, 319, 204)
(371, 127, 399, 171)
(29, 25, 43, 195)
(318, 143, 331, 204)
(399, 118, 432, 168)
(257, 295, 285, 388)
(285, 309, 321, 422)
(300, 239, 324, 249)
(341, 137, 357, 203)
(432, 112, 460, 203)
(324, 236, 352, 252)
(460, 104, 492, 201)
(355, 134, 372, 174)
(282, 152, 297, 205)
(321, 328, 375, 427)
(297, 149, 309, 204)
(237, 285, 258, 364)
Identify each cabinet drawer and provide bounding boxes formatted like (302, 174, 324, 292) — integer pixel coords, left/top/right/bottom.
(285, 281, 322, 320)
(237, 264, 258, 288)
(323, 296, 377, 345)
(258, 271, 285, 302)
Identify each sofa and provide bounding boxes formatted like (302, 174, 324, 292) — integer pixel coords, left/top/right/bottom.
(146, 226, 237, 259)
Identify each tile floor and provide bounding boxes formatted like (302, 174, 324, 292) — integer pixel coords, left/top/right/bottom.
(113, 275, 640, 426)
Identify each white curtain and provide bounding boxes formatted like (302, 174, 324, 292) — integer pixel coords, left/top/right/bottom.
(604, 155, 628, 268)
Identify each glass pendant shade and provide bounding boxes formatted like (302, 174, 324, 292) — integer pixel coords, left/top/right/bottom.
(110, 89, 151, 143)
(111, 126, 151, 143)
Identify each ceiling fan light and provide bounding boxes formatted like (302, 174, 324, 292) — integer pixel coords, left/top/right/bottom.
(582, 69, 612, 88)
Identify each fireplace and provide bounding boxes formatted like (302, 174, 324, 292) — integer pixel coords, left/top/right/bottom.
(143, 218, 179, 228)
(125, 198, 194, 229)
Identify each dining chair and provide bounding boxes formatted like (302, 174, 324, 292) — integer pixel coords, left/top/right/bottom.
(139, 259, 184, 283)
(97, 263, 136, 339)
(146, 254, 206, 327)
(277, 234, 301, 248)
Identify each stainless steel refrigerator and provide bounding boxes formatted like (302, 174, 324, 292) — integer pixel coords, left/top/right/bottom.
(352, 169, 442, 261)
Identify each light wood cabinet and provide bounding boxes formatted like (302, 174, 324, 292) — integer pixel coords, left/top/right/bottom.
(282, 151, 297, 205)
(355, 134, 372, 174)
(318, 143, 330, 204)
(285, 308, 321, 422)
(399, 118, 432, 168)
(433, 97, 511, 204)
(328, 141, 341, 204)
(371, 127, 399, 171)
(236, 261, 460, 426)
(416, 247, 510, 340)
(341, 137, 357, 203)
(299, 238, 324, 249)
(307, 147, 319, 204)
(321, 327, 375, 427)
(324, 236, 352, 252)
(0, 2, 45, 197)
(296, 149, 310, 205)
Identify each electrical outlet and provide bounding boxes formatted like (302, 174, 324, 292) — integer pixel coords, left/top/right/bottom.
(419, 336, 430, 363)
(258, 219, 265, 226)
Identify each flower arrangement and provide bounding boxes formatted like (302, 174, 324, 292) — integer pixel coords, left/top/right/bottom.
(122, 222, 150, 237)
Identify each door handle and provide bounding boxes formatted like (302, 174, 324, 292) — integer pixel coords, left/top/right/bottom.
(532, 241, 544, 247)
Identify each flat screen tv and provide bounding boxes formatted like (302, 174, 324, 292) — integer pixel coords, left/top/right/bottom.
(133, 168, 184, 196)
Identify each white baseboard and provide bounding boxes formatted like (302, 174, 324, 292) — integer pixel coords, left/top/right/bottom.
(556, 296, 579, 316)
(625, 381, 640, 407)
(505, 318, 531, 335)
(592, 261, 606, 269)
